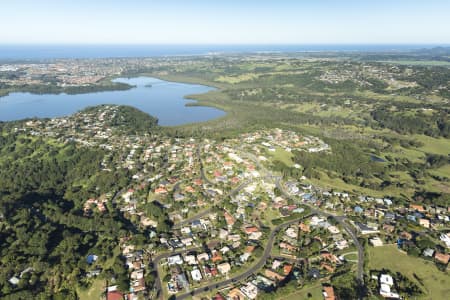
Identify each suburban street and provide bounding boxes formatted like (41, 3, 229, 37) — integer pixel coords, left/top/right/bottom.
(164, 216, 309, 300)
(242, 148, 364, 286)
(274, 179, 365, 299)
(152, 148, 366, 300)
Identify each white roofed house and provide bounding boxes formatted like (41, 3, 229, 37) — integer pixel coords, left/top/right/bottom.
(217, 262, 231, 274)
(240, 252, 251, 262)
(219, 228, 229, 240)
(240, 282, 258, 299)
(369, 237, 383, 247)
(422, 248, 434, 257)
(335, 239, 349, 250)
(379, 274, 399, 299)
(180, 226, 191, 235)
(440, 233, 450, 248)
(327, 226, 340, 234)
(248, 231, 263, 240)
(181, 237, 194, 246)
(220, 246, 230, 254)
(197, 252, 210, 262)
(191, 269, 203, 281)
(167, 255, 183, 266)
(130, 269, 144, 280)
(184, 254, 197, 265)
(285, 227, 297, 239)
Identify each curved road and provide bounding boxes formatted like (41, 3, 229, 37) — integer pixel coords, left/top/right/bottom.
(154, 216, 308, 300)
(152, 148, 364, 299)
(197, 145, 214, 186)
(173, 208, 213, 229)
(242, 149, 365, 298)
(151, 246, 202, 299)
(274, 179, 365, 299)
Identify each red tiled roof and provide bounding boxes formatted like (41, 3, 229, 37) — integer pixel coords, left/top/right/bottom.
(435, 252, 450, 264)
(323, 286, 336, 300)
(245, 245, 255, 253)
(107, 291, 124, 300)
(213, 293, 226, 300)
(283, 264, 293, 275)
(224, 211, 235, 226)
(244, 226, 258, 234)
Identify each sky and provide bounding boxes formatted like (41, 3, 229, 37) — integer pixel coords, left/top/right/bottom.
(1, 0, 449, 45)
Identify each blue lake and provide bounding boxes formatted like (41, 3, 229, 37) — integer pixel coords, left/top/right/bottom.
(0, 77, 225, 126)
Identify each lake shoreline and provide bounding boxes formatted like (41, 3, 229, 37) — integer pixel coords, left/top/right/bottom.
(0, 76, 226, 126)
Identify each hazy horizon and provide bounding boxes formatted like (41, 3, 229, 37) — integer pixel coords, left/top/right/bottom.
(1, 44, 447, 60)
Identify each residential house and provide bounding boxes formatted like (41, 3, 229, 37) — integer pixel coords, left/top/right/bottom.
(228, 288, 246, 300)
(244, 226, 259, 234)
(370, 237, 383, 247)
(197, 252, 210, 262)
(321, 262, 335, 273)
(335, 239, 349, 250)
(299, 222, 310, 233)
(240, 252, 251, 263)
(410, 204, 425, 212)
(355, 222, 379, 235)
(280, 242, 297, 252)
(283, 264, 293, 275)
(184, 254, 197, 265)
(168, 255, 183, 266)
(434, 252, 450, 264)
(224, 211, 236, 228)
(399, 231, 413, 240)
(264, 269, 285, 281)
(423, 248, 435, 257)
(285, 227, 298, 239)
(383, 224, 395, 233)
(220, 246, 230, 255)
(181, 237, 194, 246)
(219, 228, 229, 240)
(240, 282, 258, 299)
(130, 277, 145, 293)
(211, 251, 223, 263)
(419, 218, 430, 228)
(272, 260, 282, 270)
(354, 206, 364, 214)
(440, 233, 450, 248)
(327, 226, 340, 234)
(323, 286, 336, 300)
(107, 290, 124, 300)
(212, 293, 226, 300)
(379, 274, 399, 299)
(191, 269, 203, 281)
(217, 262, 231, 274)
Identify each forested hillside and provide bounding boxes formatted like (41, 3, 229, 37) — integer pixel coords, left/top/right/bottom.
(0, 106, 159, 299)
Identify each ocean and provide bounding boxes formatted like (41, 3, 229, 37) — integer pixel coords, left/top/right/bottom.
(0, 44, 443, 60)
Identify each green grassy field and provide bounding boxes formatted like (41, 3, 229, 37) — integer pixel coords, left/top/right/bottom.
(343, 253, 358, 261)
(414, 135, 450, 156)
(278, 282, 323, 300)
(367, 245, 450, 300)
(307, 171, 391, 198)
(77, 278, 105, 300)
(379, 60, 450, 66)
(387, 145, 425, 163)
(429, 164, 450, 178)
(267, 147, 294, 167)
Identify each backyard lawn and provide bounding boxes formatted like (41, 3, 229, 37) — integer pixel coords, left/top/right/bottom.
(77, 278, 105, 300)
(367, 245, 450, 300)
(278, 282, 323, 300)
